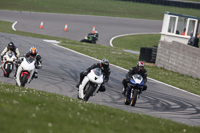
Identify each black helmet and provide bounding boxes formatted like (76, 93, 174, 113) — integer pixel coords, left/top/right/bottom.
(29, 46, 37, 57)
(7, 42, 14, 50)
(100, 59, 109, 70)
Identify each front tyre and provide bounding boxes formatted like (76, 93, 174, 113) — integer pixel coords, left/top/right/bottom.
(5, 68, 11, 77)
(5, 73, 10, 77)
(21, 74, 28, 87)
(124, 97, 130, 105)
(4, 63, 12, 77)
(83, 84, 95, 101)
(131, 89, 138, 106)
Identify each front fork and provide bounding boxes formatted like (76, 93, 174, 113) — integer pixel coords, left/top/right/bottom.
(92, 84, 101, 96)
(126, 87, 140, 101)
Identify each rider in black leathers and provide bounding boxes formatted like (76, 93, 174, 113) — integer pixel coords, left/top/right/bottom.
(76, 59, 111, 92)
(122, 61, 147, 95)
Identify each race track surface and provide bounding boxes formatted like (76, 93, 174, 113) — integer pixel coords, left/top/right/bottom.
(0, 11, 200, 126)
(0, 10, 162, 45)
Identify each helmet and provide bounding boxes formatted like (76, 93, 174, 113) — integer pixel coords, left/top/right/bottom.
(29, 46, 37, 57)
(100, 59, 109, 70)
(137, 61, 144, 71)
(7, 42, 14, 50)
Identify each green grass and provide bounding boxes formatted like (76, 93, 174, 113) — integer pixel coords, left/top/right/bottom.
(113, 34, 200, 52)
(0, 0, 200, 20)
(0, 20, 200, 96)
(0, 1, 200, 132)
(1, 82, 200, 133)
(113, 34, 161, 51)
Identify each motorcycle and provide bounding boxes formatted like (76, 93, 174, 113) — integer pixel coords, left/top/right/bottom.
(78, 68, 104, 101)
(124, 74, 145, 106)
(80, 33, 98, 44)
(1, 50, 16, 77)
(15, 56, 36, 87)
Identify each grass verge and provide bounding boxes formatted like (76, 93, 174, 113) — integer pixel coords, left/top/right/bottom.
(0, 0, 200, 20)
(0, 20, 200, 96)
(113, 34, 161, 51)
(112, 34, 200, 52)
(1, 82, 200, 133)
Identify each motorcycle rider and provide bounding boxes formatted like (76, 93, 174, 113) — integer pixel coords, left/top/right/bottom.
(14, 46, 42, 78)
(76, 58, 111, 92)
(122, 61, 147, 95)
(1, 42, 20, 65)
(87, 31, 99, 43)
(94, 31, 99, 38)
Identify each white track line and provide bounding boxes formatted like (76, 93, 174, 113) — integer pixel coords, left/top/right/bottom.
(43, 39, 61, 44)
(12, 21, 17, 31)
(44, 39, 200, 98)
(109, 32, 159, 47)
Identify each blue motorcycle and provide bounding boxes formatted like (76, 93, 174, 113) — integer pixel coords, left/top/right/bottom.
(124, 74, 145, 106)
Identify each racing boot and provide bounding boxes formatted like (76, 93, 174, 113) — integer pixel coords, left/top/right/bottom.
(76, 83, 80, 88)
(99, 84, 106, 92)
(32, 71, 38, 79)
(13, 70, 17, 79)
(14, 73, 16, 79)
(76, 76, 85, 88)
(142, 85, 147, 91)
(122, 87, 126, 96)
(34, 72, 38, 78)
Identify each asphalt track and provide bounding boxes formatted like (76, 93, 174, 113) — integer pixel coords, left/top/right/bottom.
(0, 10, 162, 45)
(0, 10, 200, 126)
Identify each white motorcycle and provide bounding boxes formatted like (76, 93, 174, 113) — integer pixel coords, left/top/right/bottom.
(1, 50, 16, 77)
(78, 68, 104, 101)
(15, 56, 36, 87)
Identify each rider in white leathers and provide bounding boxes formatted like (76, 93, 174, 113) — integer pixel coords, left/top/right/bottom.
(14, 46, 42, 78)
(1, 42, 20, 68)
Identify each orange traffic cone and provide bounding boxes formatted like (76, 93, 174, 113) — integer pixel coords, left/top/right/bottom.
(92, 25, 95, 33)
(40, 21, 44, 29)
(64, 24, 68, 31)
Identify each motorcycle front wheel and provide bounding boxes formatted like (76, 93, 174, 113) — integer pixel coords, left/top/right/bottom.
(83, 83, 95, 101)
(5, 68, 11, 77)
(21, 74, 28, 87)
(124, 97, 130, 105)
(131, 89, 138, 106)
(4, 64, 12, 77)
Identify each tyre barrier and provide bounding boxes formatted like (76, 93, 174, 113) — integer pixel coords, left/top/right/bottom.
(139, 46, 157, 63)
(121, 0, 200, 9)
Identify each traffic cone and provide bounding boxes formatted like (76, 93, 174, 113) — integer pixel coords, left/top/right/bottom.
(64, 24, 68, 31)
(92, 25, 95, 33)
(40, 21, 44, 29)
